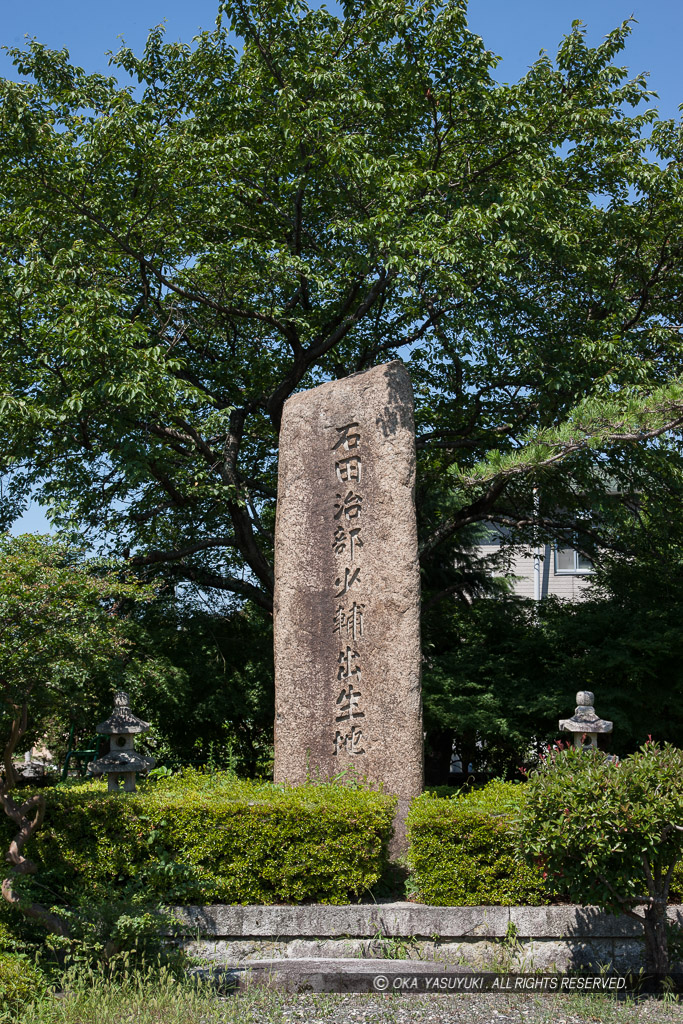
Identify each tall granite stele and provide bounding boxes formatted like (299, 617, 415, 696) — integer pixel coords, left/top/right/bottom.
(273, 361, 423, 843)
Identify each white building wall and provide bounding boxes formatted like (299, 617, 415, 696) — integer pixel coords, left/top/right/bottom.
(475, 544, 592, 601)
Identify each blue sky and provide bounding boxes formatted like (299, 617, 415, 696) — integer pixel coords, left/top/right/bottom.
(2, 1, 681, 117)
(4, 1, 682, 533)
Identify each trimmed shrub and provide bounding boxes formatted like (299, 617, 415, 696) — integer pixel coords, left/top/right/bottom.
(519, 743, 683, 972)
(3, 771, 395, 907)
(407, 780, 550, 905)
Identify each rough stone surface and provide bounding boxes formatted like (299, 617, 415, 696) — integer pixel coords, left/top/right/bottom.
(178, 903, 683, 975)
(173, 903, 510, 939)
(172, 903, 683, 943)
(509, 906, 642, 938)
(273, 361, 423, 812)
(184, 937, 667, 974)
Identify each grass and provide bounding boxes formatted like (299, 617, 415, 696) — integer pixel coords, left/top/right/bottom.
(2, 971, 681, 1024)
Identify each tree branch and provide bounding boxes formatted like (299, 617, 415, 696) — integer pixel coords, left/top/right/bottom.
(129, 536, 238, 566)
(179, 565, 273, 614)
(419, 479, 508, 558)
(265, 268, 396, 429)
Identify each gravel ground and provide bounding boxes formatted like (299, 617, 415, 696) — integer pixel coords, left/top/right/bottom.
(18, 978, 681, 1024)
(212, 991, 682, 1024)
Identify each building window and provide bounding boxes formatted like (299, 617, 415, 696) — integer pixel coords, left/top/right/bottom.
(554, 546, 593, 574)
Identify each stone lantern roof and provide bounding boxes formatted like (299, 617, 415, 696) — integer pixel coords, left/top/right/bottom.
(559, 690, 613, 736)
(96, 691, 150, 735)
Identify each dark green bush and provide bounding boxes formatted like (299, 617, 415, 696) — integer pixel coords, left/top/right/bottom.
(407, 780, 550, 905)
(5, 771, 394, 907)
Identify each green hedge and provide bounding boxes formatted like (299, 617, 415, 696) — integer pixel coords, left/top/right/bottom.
(407, 780, 551, 905)
(9, 771, 395, 906)
(9, 774, 681, 910)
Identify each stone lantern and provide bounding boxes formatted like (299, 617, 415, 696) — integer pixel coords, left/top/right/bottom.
(91, 691, 155, 792)
(559, 690, 613, 751)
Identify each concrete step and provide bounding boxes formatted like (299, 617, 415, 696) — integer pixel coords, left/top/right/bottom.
(191, 958, 474, 993)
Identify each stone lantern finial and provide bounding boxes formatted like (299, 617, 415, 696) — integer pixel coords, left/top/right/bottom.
(90, 691, 155, 792)
(559, 690, 613, 750)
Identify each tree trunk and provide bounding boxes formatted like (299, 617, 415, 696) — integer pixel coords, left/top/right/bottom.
(0, 702, 69, 937)
(643, 902, 669, 974)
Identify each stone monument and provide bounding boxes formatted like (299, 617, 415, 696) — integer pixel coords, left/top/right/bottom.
(273, 361, 423, 841)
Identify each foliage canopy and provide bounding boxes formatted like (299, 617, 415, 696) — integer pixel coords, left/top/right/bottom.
(1, 1, 682, 609)
(0, 534, 155, 935)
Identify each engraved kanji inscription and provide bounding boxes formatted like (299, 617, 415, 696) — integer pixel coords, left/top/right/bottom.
(333, 725, 365, 756)
(336, 682, 364, 722)
(335, 566, 360, 596)
(274, 361, 422, 822)
(332, 422, 360, 451)
(332, 525, 347, 555)
(337, 645, 361, 680)
(335, 456, 362, 484)
(333, 602, 365, 640)
(348, 528, 363, 561)
(334, 491, 363, 521)
(331, 526, 363, 561)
